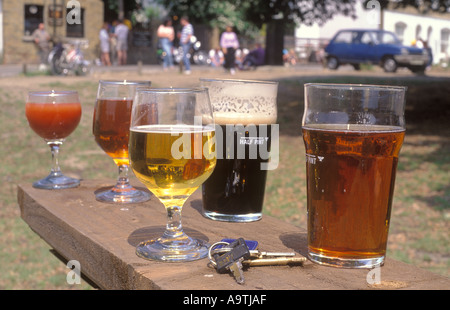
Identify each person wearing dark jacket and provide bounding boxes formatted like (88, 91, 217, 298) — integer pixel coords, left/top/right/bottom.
(241, 43, 265, 70)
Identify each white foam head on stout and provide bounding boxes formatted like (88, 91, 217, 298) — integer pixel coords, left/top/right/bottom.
(204, 79, 278, 125)
(214, 112, 277, 126)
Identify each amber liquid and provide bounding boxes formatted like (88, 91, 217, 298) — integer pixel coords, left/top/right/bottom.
(93, 99, 132, 166)
(129, 125, 216, 207)
(26, 102, 81, 140)
(302, 124, 404, 260)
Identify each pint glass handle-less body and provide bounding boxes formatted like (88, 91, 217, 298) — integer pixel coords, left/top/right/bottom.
(200, 78, 278, 223)
(302, 84, 406, 269)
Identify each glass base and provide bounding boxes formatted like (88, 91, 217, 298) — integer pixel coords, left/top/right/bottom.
(308, 250, 385, 269)
(136, 237, 210, 262)
(202, 210, 262, 222)
(33, 172, 80, 190)
(95, 187, 151, 204)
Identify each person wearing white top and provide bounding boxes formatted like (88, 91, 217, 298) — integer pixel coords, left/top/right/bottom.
(114, 20, 129, 65)
(99, 23, 111, 66)
(157, 18, 175, 70)
(220, 25, 239, 75)
(179, 16, 194, 74)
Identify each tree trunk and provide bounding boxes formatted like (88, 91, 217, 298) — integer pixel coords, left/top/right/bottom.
(265, 19, 284, 66)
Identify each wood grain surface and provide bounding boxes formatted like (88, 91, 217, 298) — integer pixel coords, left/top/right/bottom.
(17, 179, 450, 290)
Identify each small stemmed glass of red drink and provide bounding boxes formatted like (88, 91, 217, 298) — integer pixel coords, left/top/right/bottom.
(26, 90, 82, 189)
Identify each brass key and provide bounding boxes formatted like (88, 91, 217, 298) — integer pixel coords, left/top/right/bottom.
(249, 250, 296, 259)
(243, 256, 306, 267)
(211, 247, 296, 259)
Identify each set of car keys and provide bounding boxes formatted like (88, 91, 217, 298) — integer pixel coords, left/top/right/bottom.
(208, 238, 306, 284)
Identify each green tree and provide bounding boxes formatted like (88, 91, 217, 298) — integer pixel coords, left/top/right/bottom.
(157, 0, 450, 65)
(157, 0, 260, 38)
(157, 0, 358, 64)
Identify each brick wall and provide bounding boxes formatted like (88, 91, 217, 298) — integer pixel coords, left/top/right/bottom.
(2, 0, 103, 64)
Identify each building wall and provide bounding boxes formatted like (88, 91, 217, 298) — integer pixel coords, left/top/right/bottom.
(384, 10, 450, 64)
(2, 0, 103, 64)
(294, 0, 450, 64)
(0, 0, 3, 62)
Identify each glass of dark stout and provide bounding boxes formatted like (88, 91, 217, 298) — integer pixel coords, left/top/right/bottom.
(302, 83, 406, 269)
(200, 78, 278, 222)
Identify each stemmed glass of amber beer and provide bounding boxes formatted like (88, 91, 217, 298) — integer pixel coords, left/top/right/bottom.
(302, 84, 406, 268)
(93, 80, 152, 204)
(129, 88, 216, 262)
(26, 90, 82, 189)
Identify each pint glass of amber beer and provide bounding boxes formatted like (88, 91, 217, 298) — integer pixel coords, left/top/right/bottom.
(200, 78, 278, 222)
(302, 84, 406, 268)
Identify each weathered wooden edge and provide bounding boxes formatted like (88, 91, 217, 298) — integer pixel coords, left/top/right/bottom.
(17, 181, 450, 290)
(17, 184, 160, 290)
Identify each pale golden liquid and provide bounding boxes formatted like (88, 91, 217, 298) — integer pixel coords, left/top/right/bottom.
(129, 125, 216, 207)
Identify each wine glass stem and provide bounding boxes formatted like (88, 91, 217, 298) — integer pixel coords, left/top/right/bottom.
(49, 143, 62, 176)
(116, 164, 132, 189)
(163, 206, 185, 240)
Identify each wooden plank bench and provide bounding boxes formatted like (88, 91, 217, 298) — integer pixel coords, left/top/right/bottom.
(17, 179, 449, 290)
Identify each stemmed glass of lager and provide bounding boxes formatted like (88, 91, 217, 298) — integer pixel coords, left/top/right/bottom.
(129, 88, 216, 262)
(93, 80, 152, 203)
(26, 90, 82, 189)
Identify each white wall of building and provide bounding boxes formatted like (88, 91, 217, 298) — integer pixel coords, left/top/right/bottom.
(295, 0, 450, 64)
(384, 10, 450, 64)
(0, 0, 3, 63)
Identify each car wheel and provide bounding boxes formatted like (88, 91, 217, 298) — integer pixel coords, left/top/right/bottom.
(352, 64, 361, 71)
(327, 57, 339, 70)
(382, 57, 397, 73)
(410, 65, 426, 75)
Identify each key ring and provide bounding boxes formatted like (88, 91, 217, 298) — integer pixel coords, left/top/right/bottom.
(208, 241, 230, 267)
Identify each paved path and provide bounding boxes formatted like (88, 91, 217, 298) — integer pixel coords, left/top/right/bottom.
(1, 61, 449, 82)
(0, 62, 325, 78)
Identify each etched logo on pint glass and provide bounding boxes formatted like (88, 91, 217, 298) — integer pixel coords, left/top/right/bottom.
(200, 78, 278, 222)
(302, 83, 406, 269)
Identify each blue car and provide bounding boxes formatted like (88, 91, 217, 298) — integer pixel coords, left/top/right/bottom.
(324, 29, 430, 74)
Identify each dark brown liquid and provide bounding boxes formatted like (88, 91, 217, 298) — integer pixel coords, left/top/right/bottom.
(302, 124, 404, 259)
(202, 124, 272, 216)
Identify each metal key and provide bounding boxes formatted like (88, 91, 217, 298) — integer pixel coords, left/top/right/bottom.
(243, 256, 306, 267)
(212, 238, 250, 284)
(249, 250, 296, 259)
(211, 247, 296, 259)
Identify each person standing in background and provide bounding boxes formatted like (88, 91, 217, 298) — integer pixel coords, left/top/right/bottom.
(157, 18, 175, 71)
(114, 19, 129, 65)
(99, 22, 111, 66)
(220, 25, 239, 75)
(179, 16, 194, 75)
(109, 20, 118, 65)
(32, 23, 51, 70)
